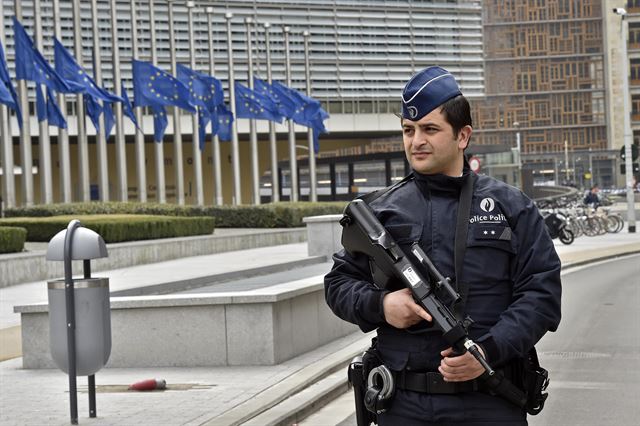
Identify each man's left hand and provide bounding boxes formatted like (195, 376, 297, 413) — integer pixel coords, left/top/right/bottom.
(438, 347, 486, 382)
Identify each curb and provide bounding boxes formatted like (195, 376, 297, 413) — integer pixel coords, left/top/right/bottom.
(201, 333, 373, 426)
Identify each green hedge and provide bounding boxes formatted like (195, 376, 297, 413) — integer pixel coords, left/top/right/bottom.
(4, 201, 348, 228)
(0, 226, 28, 254)
(3, 202, 204, 218)
(0, 215, 215, 243)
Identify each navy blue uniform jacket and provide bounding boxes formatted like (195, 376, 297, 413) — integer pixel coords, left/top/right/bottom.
(325, 168, 562, 377)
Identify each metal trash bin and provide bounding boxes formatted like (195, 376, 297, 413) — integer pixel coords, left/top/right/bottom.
(46, 220, 109, 423)
(48, 277, 111, 376)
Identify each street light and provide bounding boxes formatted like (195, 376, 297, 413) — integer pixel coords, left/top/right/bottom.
(513, 121, 522, 188)
(613, 7, 637, 233)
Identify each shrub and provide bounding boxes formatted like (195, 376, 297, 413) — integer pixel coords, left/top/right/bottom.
(3, 201, 349, 228)
(0, 215, 215, 243)
(3, 202, 205, 218)
(0, 226, 28, 254)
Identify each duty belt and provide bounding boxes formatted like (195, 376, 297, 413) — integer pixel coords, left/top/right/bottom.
(394, 370, 480, 394)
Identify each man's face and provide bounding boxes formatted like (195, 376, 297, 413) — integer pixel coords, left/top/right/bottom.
(402, 107, 471, 176)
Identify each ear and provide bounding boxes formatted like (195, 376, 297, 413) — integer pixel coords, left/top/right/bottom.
(457, 125, 472, 150)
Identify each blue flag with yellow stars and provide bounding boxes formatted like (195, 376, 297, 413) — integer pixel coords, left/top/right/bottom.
(197, 107, 210, 150)
(152, 105, 168, 142)
(35, 85, 47, 122)
(271, 80, 321, 127)
(36, 86, 68, 129)
(308, 107, 329, 153)
(176, 64, 224, 113)
(132, 60, 195, 113)
(104, 102, 115, 138)
(254, 77, 297, 119)
(120, 82, 140, 131)
(85, 95, 102, 132)
(216, 103, 233, 142)
(12, 17, 70, 93)
(45, 87, 67, 129)
(234, 82, 283, 123)
(0, 40, 21, 127)
(53, 38, 122, 102)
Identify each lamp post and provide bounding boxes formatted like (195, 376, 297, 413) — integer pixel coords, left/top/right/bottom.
(614, 7, 637, 233)
(206, 6, 223, 206)
(513, 121, 522, 189)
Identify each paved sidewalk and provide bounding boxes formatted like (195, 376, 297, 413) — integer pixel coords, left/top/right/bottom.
(0, 231, 638, 425)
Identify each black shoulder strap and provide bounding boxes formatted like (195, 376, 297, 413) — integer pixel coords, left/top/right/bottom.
(453, 173, 475, 318)
(359, 173, 414, 205)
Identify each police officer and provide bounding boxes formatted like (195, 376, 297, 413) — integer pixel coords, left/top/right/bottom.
(325, 66, 562, 425)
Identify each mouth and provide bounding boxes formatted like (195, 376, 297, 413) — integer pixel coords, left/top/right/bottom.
(412, 152, 431, 159)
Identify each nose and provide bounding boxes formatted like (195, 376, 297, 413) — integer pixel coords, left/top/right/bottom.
(412, 128, 427, 148)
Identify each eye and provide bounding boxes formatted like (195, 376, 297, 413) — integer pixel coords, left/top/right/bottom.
(403, 127, 414, 135)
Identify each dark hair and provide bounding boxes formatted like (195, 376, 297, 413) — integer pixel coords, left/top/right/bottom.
(439, 95, 472, 137)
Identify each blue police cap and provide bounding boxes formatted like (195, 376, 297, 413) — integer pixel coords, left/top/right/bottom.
(401, 66, 462, 121)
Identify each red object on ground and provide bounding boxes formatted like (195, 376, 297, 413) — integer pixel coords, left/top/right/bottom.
(128, 378, 167, 391)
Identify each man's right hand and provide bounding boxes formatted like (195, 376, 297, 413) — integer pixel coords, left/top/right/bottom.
(382, 288, 433, 329)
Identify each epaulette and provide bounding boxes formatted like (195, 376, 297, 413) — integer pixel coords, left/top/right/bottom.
(358, 172, 414, 205)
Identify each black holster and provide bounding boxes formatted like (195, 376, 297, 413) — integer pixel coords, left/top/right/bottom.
(522, 348, 550, 415)
(348, 355, 376, 426)
(348, 340, 384, 426)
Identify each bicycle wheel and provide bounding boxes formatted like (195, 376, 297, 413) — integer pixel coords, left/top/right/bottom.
(607, 215, 624, 233)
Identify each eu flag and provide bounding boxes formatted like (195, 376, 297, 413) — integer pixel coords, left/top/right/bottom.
(152, 105, 168, 142)
(234, 82, 282, 123)
(35, 86, 67, 129)
(254, 76, 296, 119)
(216, 103, 233, 142)
(197, 107, 212, 150)
(0, 40, 20, 126)
(176, 64, 224, 113)
(85, 95, 102, 132)
(53, 38, 122, 102)
(46, 87, 68, 129)
(308, 107, 329, 153)
(120, 82, 140, 130)
(271, 80, 321, 126)
(104, 102, 115, 138)
(132, 60, 195, 113)
(12, 17, 70, 93)
(35, 85, 46, 122)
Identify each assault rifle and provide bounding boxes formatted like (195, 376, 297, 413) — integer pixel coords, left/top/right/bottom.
(341, 199, 531, 424)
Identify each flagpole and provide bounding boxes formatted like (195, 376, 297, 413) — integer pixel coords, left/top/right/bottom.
(52, 0, 72, 203)
(0, 8, 15, 209)
(187, 1, 204, 206)
(129, 0, 147, 202)
(225, 12, 242, 205)
(72, 0, 90, 202)
(110, 0, 127, 202)
(245, 17, 260, 205)
(168, 0, 185, 206)
(263, 22, 279, 203)
(14, 2, 34, 206)
(303, 30, 317, 202)
(206, 7, 223, 206)
(283, 26, 298, 202)
(33, 0, 54, 204)
(149, 0, 166, 204)
(90, 0, 110, 202)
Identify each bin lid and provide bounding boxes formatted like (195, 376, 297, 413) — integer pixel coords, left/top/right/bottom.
(46, 227, 108, 261)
